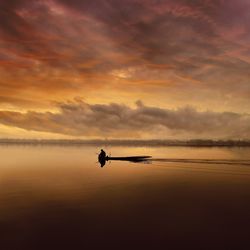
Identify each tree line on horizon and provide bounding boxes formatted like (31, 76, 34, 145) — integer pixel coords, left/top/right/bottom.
(0, 139, 250, 146)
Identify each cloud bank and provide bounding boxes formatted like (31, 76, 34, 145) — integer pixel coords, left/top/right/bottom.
(0, 100, 249, 139)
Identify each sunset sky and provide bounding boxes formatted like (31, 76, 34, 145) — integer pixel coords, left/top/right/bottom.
(0, 0, 250, 139)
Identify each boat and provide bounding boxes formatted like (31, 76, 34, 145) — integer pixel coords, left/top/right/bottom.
(106, 156, 151, 162)
(98, 155, 151, 164)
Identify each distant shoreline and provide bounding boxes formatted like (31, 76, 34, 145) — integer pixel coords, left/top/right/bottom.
(0, 139, 250, 147)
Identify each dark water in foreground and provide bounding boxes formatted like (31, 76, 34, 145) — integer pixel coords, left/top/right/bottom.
(0, 146, 250, 249)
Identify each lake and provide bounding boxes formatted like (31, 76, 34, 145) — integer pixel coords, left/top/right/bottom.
(0, 145, 250, 249)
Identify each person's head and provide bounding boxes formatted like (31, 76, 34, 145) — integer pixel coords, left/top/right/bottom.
(101, 149, 104, 152)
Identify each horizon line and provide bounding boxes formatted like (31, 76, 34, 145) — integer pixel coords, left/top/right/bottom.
(0, 138, 250, 147)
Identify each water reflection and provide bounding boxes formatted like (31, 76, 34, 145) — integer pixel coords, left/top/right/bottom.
(1, 145, 250, 249)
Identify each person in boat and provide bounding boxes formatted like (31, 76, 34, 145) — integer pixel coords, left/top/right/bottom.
(99, 149, 106, 160)
(98, 149, 107, 167)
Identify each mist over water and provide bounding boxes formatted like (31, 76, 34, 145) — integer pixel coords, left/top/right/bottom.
(1, 145, 250, 249)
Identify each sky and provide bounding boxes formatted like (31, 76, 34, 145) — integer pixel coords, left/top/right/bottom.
(0, 0, 250, 139)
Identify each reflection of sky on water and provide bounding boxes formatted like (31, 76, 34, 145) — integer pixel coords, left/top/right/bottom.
(0, 146, 250, 192)
(1, 145, 250, 249)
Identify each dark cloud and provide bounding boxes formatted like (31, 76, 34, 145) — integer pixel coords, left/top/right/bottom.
(0, 0, 60, 62)
(0, 99, 249, 139)
(0, 0, 248, 73)
(55, 0, 250, 75)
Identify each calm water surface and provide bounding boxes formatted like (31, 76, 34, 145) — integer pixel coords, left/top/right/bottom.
(0, 146, 250, 249)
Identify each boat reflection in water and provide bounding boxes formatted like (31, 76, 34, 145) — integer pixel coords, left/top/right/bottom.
(98, 155, 152, 167)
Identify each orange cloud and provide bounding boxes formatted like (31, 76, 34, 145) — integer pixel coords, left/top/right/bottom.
(0, 99, 249, 139)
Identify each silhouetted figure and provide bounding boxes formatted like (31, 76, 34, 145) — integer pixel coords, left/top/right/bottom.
(98, 149, 106, 167)
(99, 149, 106, 158)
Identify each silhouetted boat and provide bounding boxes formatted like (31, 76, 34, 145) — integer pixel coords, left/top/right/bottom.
(98, 154, 151, 167)
(106, 156, 151, 162)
